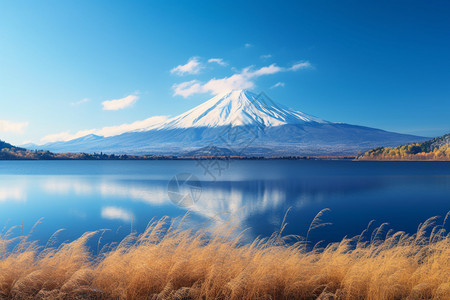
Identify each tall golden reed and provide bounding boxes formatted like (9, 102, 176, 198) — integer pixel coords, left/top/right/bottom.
(0, 211, 448, 299)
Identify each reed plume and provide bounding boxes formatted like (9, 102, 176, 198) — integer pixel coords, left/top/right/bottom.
(0, 211, 448, 299)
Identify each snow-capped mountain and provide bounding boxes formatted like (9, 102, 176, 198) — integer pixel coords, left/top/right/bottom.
(159, 90, 326, 129)
(32, 90, 428, 156)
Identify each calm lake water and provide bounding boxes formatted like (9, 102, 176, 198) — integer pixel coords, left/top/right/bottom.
(0, 160, 449, 248)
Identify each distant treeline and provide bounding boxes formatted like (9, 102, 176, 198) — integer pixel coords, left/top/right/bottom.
(358, 133, 450, 161)
(0, 139, 358, 160)
(0, 148, 174, 160)
(0, 147, 356, 160)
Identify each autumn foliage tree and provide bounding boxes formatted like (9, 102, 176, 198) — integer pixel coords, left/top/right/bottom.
(358, 134, 450, 161)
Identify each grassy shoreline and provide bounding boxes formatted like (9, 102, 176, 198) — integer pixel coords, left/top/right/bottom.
(0, 213, 448, 299)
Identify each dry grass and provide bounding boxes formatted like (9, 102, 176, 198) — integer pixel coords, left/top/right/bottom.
(0, 212, 449, 300)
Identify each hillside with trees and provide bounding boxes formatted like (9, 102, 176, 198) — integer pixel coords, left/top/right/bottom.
(0, 139, 160, 160)
(0, 140, 25, 151)
(358, 133, 450, 161)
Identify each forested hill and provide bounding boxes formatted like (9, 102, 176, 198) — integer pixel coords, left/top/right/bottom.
(358, 133, 450, 161)
(0, 140, 25, 151)
(0, 139, 178, 160)
(420, 133, 450, 151)
(0, 139, 34, 159)
(0, 142, 156, 160)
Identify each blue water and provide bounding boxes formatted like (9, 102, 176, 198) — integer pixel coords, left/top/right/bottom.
(0, 160, 448, 248)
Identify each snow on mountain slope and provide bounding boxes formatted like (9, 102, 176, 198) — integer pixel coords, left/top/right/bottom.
(33, 89, 428, 155)
(159, 90, 328, 129)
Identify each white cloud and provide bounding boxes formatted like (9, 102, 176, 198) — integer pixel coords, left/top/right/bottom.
(102, 94, 139, 111)
(40, 115, 168, 143)
(71, 98, 89, 106)
(271, 82, 285, 89)
(208, 58, 227, 66)
(290, 61, 312, 71)
(101, 206, 133, 222)
(171, 57, 203, 76)
(172, 80, 205, 98)
(41, 132, 74, 143)
(244, 43, 252, 48)
(173, 61, 311, 98)
(260, 54, 272, 60)
(0, 120, 28, 134)
(251, 64, 284, 76)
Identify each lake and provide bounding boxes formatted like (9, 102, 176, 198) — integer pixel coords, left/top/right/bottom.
(0, 160, 449, 249)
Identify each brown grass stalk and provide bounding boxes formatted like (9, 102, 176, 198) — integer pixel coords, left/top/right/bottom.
(0, 212, 448, 299)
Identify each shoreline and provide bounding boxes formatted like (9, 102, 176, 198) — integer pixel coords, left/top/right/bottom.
(0, 154, 357, 161)
(1, 156, 450, 161)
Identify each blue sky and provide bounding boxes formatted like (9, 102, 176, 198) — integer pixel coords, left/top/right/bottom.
(0, 0, 449, 145)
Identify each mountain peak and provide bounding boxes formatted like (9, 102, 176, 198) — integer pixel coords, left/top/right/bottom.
(160, 90, 327, 129)
(36, 89, 428, 156)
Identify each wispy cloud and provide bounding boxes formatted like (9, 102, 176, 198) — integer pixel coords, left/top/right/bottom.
(102, 94, 139, 111)
(101, 206, 133, 222)
(271, 82, 285, 89)
(40, 115, 168, 143)
(0, 120, 28, 134)
(173, 61, 312, 98)
(41, 132, 75, 143)
(260, 54, 272, 60)
(208, 58, 227, 66)
(172, 80, 205, 98)
(244, 43, 252, 48)
(171, 57, 203, 76)
(290, 61, 312, 71)
(71, 98, 89, 106)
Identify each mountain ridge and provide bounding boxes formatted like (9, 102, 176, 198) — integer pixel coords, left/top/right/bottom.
(29, 90, 429, 156)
